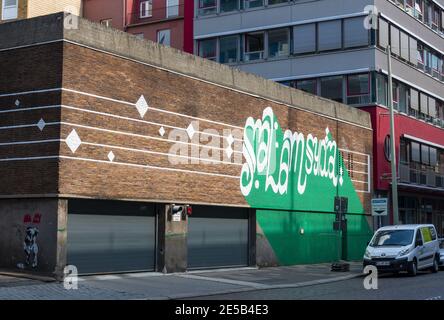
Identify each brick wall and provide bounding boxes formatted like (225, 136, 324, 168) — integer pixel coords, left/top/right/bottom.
(0, 14, 373, 213)
(27, 0, 82, 18)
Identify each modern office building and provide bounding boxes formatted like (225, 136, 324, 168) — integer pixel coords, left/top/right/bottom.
(82, 0, 194, 52)
(194, 0, 444, 235)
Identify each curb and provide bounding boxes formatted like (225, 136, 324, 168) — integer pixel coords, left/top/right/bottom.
(0, 271, 56, 283)
(148, 272, 365, 300)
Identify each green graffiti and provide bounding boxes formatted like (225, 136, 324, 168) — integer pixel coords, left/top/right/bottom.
(240, 107, 372, 265)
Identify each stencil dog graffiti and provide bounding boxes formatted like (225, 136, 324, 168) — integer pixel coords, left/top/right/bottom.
(24, 226, 39, 268)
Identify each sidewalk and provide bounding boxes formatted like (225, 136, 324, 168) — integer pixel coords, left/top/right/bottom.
(0, 262, 364, 300)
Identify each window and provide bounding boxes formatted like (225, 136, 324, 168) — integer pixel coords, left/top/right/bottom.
(430, 147, 437, 166)
(392, 81, 399, 109)
(318, 20, 342, 51)
(398, 83, 408, 113)
(199, 0, 217, 15)
(268, 28, 289, 59)
(293, 24, 316, 54)
(415, 0, 424, 20)
(417, 43, 425, 70)
(428, 97, 436, 118)
(410, 88, 419, 115)
(198, 38, 217, 61)
(347, 74, 370, 104)
(420, 93, 428, 117)
(167, 0, 179, 17)
(100, 19, 113, 28)
(220, 0, 239, 12)
(268, 0, 288, 5)
(157, 29, 171, 46)
(140, 0, 153, 18)
(1, 0, 18, 20)
(219, 35, 239, 64)
(390, 25, 400, 56)
(421, 144, 430, 165)
(409, 37, 417, 65)
(400, 31, 409, 61)
(378, 19, 389, 48)
(245, 0, 263, 9)
(411, 141, 420, 162)
(344, 17, 369, 48)
(320, 76, 343, 103)
(244, 32, 264, 61)
(376, 73, 388, 106)
(296, 79, 317, 95)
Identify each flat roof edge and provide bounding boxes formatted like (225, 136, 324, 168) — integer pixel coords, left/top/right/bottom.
(0, 12, 372, 129)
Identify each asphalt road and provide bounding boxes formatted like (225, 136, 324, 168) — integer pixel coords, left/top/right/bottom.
(190, 270, 444, 300)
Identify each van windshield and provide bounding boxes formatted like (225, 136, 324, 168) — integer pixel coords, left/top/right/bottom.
(370, 230, 414, 247)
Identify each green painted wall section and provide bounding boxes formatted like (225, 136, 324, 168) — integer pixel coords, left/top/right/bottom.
(241, 108, 373, 265)
(256, 211, 372, 265)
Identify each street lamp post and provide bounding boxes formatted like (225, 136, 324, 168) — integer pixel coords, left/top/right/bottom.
(387, 45, 399, 225)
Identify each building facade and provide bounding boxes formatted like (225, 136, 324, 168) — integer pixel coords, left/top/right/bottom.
(82, 0, 194, 53)
(0, 13, 372, 277)
(0, 0, 82, 22)
(194, 0, 444, 235)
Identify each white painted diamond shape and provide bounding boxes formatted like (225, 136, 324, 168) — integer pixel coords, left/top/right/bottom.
(159, 126, 165, 137)
(186, 123, 195, 139)
(226, 134, 234, 146)
(225, 145, 233, 159)
(37, 118, 46, 131)
(108, 151, 115, 162)
(135, 95, 149, 118)
(65, 129, 82, 153)
(15, 100, 20, 107)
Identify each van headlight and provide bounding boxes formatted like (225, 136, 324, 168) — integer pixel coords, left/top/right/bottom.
(364, 249, 371, 259)
(397, 247, 412, 257)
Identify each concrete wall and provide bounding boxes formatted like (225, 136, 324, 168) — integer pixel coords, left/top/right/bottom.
(0, 199, 67, 278)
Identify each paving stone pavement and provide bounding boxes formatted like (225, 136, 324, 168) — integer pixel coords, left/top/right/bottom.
(0, 262, 364, 300)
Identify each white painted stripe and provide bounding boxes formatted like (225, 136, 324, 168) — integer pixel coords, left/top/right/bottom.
(0, 154, 241, 179)
(0, 123, 39, 130)
(82, 141, 241, 166)
(0, 139, 62, 147)
(60, 121, 243, 154)
(0, 88, 61, 98)
(60, 104, 244, 142)
(0, 155, 59, 162)
(194, 12, 368, 40)
(62, 88, 245, 131)
(0, 39, 63, 53)
(350, 179, 369, 184)
(339, 148, 371, 157)
(0, 105, 60, 114)
(58, 155, 241, 179)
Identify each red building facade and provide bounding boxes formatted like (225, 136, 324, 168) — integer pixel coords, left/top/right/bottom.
(82, 0, 193, 52)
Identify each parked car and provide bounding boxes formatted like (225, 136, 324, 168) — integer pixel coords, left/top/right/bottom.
(439, 238, 444, 269)
(363, 224, 440, 276)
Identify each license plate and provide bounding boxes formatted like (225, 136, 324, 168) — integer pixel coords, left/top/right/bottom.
(376, 261, 390, 266)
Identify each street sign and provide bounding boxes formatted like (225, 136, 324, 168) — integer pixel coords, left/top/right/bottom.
(371, 198, 388, 216)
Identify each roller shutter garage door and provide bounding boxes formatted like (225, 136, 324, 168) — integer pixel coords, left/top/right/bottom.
(187, 205, 249, 269)
(67, 200, 156, 274)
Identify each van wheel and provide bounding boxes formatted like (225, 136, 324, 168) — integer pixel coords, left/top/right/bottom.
(408, 260, 417, 276)
(431, 257, 439, 273)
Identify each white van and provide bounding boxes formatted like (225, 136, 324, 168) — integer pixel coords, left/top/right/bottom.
(363, 224, 440, 276)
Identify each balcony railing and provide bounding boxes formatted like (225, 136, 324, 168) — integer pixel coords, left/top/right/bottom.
(399, 163, 444, 189)
(126, 5, 184, 26)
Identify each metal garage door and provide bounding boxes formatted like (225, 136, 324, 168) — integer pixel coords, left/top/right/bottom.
(187, 206, 249, 269)
(67, 200, 156, 274)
